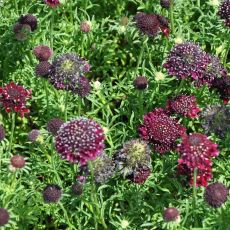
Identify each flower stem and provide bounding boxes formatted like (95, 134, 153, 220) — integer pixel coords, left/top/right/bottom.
(197, 0, 200, 8)
(192, 168, 198, 226)
(44, 80, 50, 118)
(50, 9, 55, 49)
(8, 113, 16, 154)
(170, 0, 175, 35)
(64, 91, 69, 122)
(223, 34, 230, 66)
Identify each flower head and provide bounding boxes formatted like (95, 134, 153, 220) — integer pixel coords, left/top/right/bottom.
(163, 207, 180, 222)
(133, 76, 148, 90)
(218, 0, 230, 26)
(139, 108, 186, 154)
(204, 182, 229, 208)
(127, 165, 151, 184)
(76, 76, 91, 97)
(55, 117, 105, 165)
(0, 208, 10, 226)
(47, 118, 64, 136)
(201, 105, 230, 138)
(166, 95, 201, 118)
(80, 21, 91, 33)
(0, 82, 32, 117)
(18, 14, 38, 31)
(71, 182, 83, 196)
(43, 184, 62, 203)
(33, 45, 53, 61)
(49, 53, 90, 93)
(35, 61, 51, 77)
(28, 129, 41, 142)
(13, 23, 31, 41)
(160, 0, 170, 9)
(10, 155, 25, 169)
(44, 0, 60, 7)
(0, 125, 5, 141)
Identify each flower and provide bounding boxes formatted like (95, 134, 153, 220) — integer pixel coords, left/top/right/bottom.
(155, 72, 165, 81)
(35, 61, 51, 77)
(10, 155, 25, 169)
(204, 182, 229, 208)
(218, 0, 230, 26)
(0, 208, 10, 226)
(44, 0, 60, 7)
(28, 129, 41, 142)
(13, 23, 31, 41)
(163, 42, 209, 80)
(177, 133, 219, 186)
(18, 14, 38, 31)
(47, 118, 64, 136)
(133, 76, 148, 90)
(0, 125, 5, 141)
(160, 0, 170, 9)
(71, 182, 83, 196)
(55, 117, 105, 165)
(80, 21, 91, 33)
(33, 45, 53, 61)
(49, 53, 90, 93)
(166, 95, 201, 118)
(113, 139, 151, 182)
(139, 108, 186, 154)
(201, 105, 230, 138)
(43, 184, 62, 203)
(0, 82, 32, 117)
(163, 207, 180, 222)
(76, 76, 91, 97)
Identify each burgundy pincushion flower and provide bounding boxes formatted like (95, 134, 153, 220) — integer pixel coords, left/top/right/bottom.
(28, 129, 41, 142)
(163, 42, 209, 80)
(163, 207, 180, 222)
(55, 117, 105, 165)
(160, 0, 170, 9)
(129, 166, 151, 184)
(76, 77, 91, 97)
(166, 95, 201, 118)
(10, 155, 25, 169)
(13, 23, 31, 41)
(218, 0, 230, 27)
(0, 82, 32, 117)
(44, 0, 60, 7)
(204, 182, 229, 208)
(133, 76, 148, 90)
(0, 208, 10, 226)
(18, 14, 37, 31)
(80, 21, 91, 33)
(43, 184, 62, 203)
(35, 61, 52, 77)
(177, 133, 219, 187)
(139, 108, 186, 154)
(47, 118, 64, 136)
(33, 45, 53, 61)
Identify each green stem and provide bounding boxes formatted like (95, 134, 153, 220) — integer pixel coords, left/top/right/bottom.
(197, 0, 200, 8)
(50, 10, 55, 49)
(78, 96, 82, 116)
(136, 41, 145, 74)
(14, 0, 18, 15)
(64, 91, 69, 122)
(8, 113, 16, 154)
(44, 80, 50, 118)
(223, 35, 230, 66)
(192, 168, 198, 226)
(170, 0, 175, 35)
(138, 91, 144, 119)
(59, 203, 77, 230)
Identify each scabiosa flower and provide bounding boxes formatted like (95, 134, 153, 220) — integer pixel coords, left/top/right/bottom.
(76, 76, 91, 97)
(44, 0, 60, 7)
(0, 125, 5, 141)
(163, 207, 180, 222)
(166, 95, 201, 118)
(43, 184, 62, 203)
(177, 133, 219, 186)
(0, 82, 32, 117)
(163, 42, 209, 80)
(28, 129, 41, 142)
(35, 61, 52, 77)
(218, 0, 230, 26)
(10, 155, 25, 169)
(139, 108, 186, 154)
(160, 0, 170, 9)
(47, 118, 64, 136)
(18, 14, 38, 31)
(201, 105, 230, 138)
(80, 21, 91, 33)
(204, 182, 229, 208)
(55, 117, 105, 165)
(133, 76, 148, 90)
(0, 208, 10, 226)
(33, 45, 53, 61)
(71, 182, 83, 196)
(113, 139, 151, 181)
(49, 53, 90, 93)
(13, 23, 31, 41)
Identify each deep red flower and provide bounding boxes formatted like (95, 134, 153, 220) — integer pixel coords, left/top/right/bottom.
(166, 95, 201, 118)
(33, 45, 53, 61)
(139, 108, 186, 154)
(163, 207, 180, 222)
(129, 166, 151, 184)
(0, 82, 32, 117)
(44, 0, 60, 7)
(218, 0, 230, 27)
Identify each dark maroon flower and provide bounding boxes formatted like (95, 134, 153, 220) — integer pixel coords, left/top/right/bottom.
(10, 155, 25, 168)
(204, 182, 229, 208)
(28, 129, 41, 142)
(33, 45, 53, 61)
(35, 61, 51, 77)
(44, 0, 60, 7)
(43, 184, 62, 203)
(0, 82, 32, 117)
(55, 117, 105, 165)
(139, 108, 186, 154)
(76, 77, 91, 97)
(47, 118, 64, 136)
(71, 182, 83, 196)
(80, 21, 91, 33)
(18, 14, 37, 31)
(218, 0, 230, 27)
(177, 133, 219, 187)
(160, 0, 170, 9)
(163, 207, 180, 222)
(13, 23, 31, 41)
(0, 208, 9, 226)
(133, 76, 148, 90)
(129, 166, 151, 184)
(166, 95, 201, 118)
(163, 42, 209, 80)
(0, 125, 5, 141)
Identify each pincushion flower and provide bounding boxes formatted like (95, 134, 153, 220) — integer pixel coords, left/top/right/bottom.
(76, 76, 91, 97)
(177, 133, 219, 186)
(0, 82, 32, 117)
(49, 53, 90, 93)
(18, 14, 38, 31)
(55, 117, 105, 165)
(44, 0, 60, 7)
(47, 118, 64, 136)
(133, 76, 148, 90)
(218, 0, 230, 26)
(0, 208, 10, 227)
(166, 95, 201, 118)
(33, 45, 53, 61)
(163, 207, 180, 223)
(43, 184, 62, 203)
(139, 108, 186, 154)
